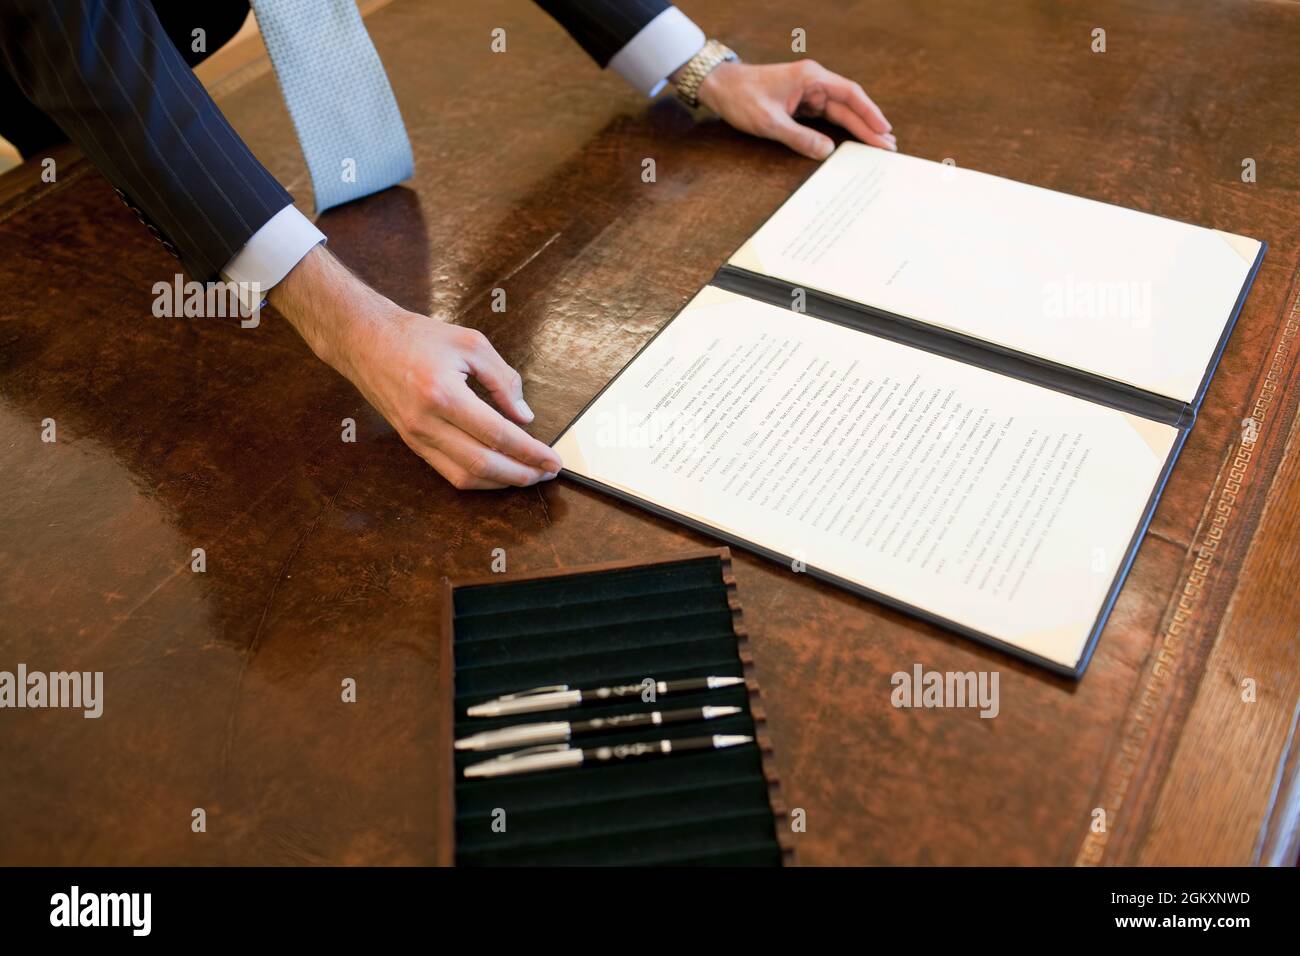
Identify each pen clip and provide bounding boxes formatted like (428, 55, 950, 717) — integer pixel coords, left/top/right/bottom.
(494, 743, 572, 761)
(497, 684, 570, 702)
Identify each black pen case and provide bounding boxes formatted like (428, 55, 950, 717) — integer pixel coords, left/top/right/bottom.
(437, 548, 794, 866)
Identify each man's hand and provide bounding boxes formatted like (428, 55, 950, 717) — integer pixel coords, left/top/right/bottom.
(269, 245, 561, 490)
(686, 59, 895, 160)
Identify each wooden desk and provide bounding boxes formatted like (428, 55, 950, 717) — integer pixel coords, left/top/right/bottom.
(1, 0, 1297, 866)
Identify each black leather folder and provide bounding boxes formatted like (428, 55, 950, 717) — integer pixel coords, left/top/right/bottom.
(551, 146, 1267, 678)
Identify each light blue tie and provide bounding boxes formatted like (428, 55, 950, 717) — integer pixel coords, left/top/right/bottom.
(250, 0, 414, 213)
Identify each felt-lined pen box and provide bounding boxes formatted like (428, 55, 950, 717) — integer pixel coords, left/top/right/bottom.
(437, 548, 794, 866)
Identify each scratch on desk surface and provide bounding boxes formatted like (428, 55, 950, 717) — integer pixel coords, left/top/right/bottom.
(266, 821, 332, 866)
(535, 484, 563, 566)
(501, 231, 561, 284)
(0, 157, 94, 224)
(219, 475, 351, 777)
(99, 436, 327, 639)
(450, 231, 563, 326)
(101, 470, 296, 639)
(535, 482, 554, 529)
(1145, 526, 1186, 550)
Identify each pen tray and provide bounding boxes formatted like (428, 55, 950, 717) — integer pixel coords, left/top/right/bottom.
(438, 548, 793, 865)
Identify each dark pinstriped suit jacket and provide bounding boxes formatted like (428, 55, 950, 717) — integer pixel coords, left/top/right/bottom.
(0, 0, 677, 281)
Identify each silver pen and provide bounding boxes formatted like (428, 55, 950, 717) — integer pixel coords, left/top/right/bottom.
(454, 704, 742, 752)
(466, 675, 745, 718)
(463, 734, 755, 779)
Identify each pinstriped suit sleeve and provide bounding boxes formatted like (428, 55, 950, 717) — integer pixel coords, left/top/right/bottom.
(533, 1, 705, 95)
(0, 0, 293, 281)
(534, 0, 675, 65)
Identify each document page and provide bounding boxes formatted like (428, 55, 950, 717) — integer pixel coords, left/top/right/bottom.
(729, 143, 1261, 404)
(554, 287, 1178, 670)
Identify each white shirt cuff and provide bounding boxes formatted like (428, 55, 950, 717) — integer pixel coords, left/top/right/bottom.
(221, 204, 325, 314)
(608, 7, 706, 97)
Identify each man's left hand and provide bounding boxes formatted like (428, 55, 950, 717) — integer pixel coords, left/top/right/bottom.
(691, 59, 895, 160)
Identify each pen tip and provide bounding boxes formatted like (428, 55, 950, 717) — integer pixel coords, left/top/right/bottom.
(711, 676, 746, 688)
(703, 705, 743, 718)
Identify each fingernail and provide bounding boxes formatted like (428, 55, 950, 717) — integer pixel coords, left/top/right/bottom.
(541, 471, 558, 481)
(542, 457, 562, 473)
(515, 398, 534, 422)
(817, 141, 834, 160)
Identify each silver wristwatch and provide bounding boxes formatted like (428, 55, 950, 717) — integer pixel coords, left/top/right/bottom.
(674, 39, 740, 109)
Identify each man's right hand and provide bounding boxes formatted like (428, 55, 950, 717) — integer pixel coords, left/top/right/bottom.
(268, 244, 562, 490)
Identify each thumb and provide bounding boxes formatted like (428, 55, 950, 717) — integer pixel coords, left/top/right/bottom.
(768, 112, 834, 160)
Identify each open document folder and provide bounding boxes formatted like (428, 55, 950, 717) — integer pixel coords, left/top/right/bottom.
(553, 144, 1265, 676)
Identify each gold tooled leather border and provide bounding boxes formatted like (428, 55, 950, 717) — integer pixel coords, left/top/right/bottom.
(1077, 272, 1300, 866)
